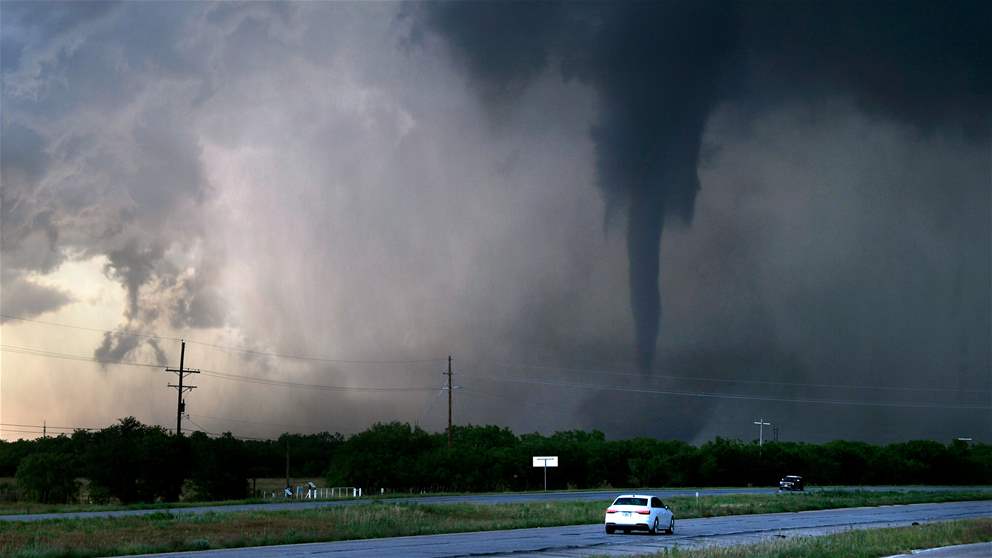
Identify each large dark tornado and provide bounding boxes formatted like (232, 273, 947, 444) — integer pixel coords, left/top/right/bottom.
(626, 192, 664, 371)
(416, 1, 736, 371)
(589, 2, 736, 370)
(415, 0, 989, 373)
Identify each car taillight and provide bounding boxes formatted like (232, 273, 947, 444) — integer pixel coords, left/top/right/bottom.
(606, 508, 617, 513)
(636, 509, 650, 515)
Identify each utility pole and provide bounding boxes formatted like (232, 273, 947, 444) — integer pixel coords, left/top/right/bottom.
(165, 340, 200, 436)
(753, 418, 771, 447)
(285, 438, 290, 494)
(446, 355, 453, 448)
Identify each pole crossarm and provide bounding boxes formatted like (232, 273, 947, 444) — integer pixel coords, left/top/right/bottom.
(167, 384, 198, 393)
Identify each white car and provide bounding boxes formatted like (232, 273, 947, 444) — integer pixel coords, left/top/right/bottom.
(604, 494, 675, 535)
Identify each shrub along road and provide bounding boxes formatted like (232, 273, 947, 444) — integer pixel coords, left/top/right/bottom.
(1, 485, 989, 522)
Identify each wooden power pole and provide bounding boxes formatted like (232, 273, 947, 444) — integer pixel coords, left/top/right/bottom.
(165, 340, 200, 436)
(446, 355, 453, 448)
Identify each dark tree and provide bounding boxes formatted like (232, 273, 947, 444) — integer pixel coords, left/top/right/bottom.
(189, 432, 249, 501)
(16, 451, 80, 504)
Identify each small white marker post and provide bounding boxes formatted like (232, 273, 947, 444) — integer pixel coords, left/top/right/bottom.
(532, 456, 559, 492)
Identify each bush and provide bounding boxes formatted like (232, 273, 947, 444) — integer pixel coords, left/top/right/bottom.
(82, 417, 186, 503)
(2, 417, 990, 501)
(0, 478, 19, 502)
(16, 452, 79, 503)
(189, 432, 249, 501)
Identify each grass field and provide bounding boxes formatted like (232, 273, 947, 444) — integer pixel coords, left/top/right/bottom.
(3, 480, 989, 516)
(0, 478, 357, 516)
(644, 518, 992, 557)
(1, 491, 990, 558)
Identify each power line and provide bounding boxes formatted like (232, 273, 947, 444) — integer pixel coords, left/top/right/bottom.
(1, 428, 53, 437)
(460, 373, 992, 411)
(0, 422, 97, 431)
(415, 382, 448, 428)
(185, 338, 445, 365)
(8, 314, 983, 395)
(1, 314, 443, 365)
(460, 387, 627, 429)
(2, 344, 162, 368)
(200, 368, 438, 393)
(1, 314, 179, 341)
(183, 417, 219, 437)
(0, 419, 179, 439)
(1, 345, 441, 393)
(0, 419, 298, 442)
(6, 344, 990, 413)
(188, 413, 331, 432)
(9, 341, 985, 402)
(465, 358, 990, 395)
(181, 417, 271, 441)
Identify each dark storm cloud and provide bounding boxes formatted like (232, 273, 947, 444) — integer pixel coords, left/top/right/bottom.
(0, 272, 73, 322)
(170, 261, 227, 330)
(0, 122, 63, 273)
(415, 0, 991, 372)
(1, 1, 224, 361)
(2, 1, 988, 443)
(103, 241, 165, 320)
(146, 338, 169, 367)
(407, 1, 566, 101)
(93, 329, 143, 366)
(1, 119, 75, 320)
(740, 2, 991, 137)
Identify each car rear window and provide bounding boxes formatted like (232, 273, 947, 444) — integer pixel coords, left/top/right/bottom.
(613, 497, 647, 506)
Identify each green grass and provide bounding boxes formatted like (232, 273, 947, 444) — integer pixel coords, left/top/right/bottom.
(1, 491, 990, 558)
(0, 483, 667, 516)
(662, 489, 992, 519)
(3, 484, 988, 517)
(0, 501, 599, 558)
(643, 518, 992, 557)
(0, 495, 351, 517)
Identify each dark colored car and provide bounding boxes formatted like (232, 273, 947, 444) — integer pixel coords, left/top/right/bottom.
(779, 475, 804, 491)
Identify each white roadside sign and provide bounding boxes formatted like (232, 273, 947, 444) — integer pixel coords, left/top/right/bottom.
(532, 456, 559, 467)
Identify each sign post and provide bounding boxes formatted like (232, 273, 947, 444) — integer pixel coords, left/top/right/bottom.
(532, 456, 559, 491)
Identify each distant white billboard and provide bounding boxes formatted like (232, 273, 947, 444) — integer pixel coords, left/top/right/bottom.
(532, 456, 559, 467)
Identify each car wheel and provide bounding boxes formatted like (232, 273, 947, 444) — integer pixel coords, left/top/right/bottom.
(650, 517, 659, 535)
(666, 517, 675, 534)
(605, 525, 615, 535)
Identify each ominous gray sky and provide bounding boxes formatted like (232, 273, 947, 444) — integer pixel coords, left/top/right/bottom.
(1, 1, 989, 443)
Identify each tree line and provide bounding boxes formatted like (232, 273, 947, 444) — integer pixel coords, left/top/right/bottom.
(1, 418, 988, 504)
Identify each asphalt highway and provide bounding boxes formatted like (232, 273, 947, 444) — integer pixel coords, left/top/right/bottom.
(1, 485, 989, 522)
(121, 500, 991, 557)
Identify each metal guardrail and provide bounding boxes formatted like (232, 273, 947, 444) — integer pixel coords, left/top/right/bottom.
(258, 484, 362, 499)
